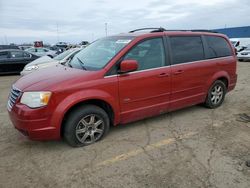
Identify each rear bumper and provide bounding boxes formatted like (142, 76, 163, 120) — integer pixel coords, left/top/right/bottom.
(8, 104, 60, 141)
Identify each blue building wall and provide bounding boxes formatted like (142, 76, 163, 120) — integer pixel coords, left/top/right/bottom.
(213, 26, 250, 38)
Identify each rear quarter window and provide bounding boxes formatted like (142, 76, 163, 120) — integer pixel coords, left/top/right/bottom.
(205, 36, 232, 58)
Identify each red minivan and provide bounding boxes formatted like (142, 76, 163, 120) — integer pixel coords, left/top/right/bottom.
(7, 28, 237, 147)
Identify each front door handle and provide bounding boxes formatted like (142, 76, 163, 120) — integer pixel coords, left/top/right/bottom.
(173, 70, 184, 75)
(158, 73, 170, 77)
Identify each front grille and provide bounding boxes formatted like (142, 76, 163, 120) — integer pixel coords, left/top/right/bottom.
(241, 53, 249, 55)
(7, 86, 21, 111)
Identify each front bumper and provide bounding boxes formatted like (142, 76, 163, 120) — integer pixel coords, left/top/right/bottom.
(237, 55, 250, 60)
(8, 103, 60, 141)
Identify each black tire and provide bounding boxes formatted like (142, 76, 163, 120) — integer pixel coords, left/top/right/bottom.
(238, 59, 243, 62)
(63, 105, 110, 147)
(204, 80, 227, 109)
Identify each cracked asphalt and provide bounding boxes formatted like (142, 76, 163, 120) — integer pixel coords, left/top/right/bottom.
(0, 62, 250, 188)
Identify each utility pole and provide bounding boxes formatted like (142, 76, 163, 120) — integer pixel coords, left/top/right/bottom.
(56, 23, 59, 42)
(4, 35, 8, 45)
(105, 23, 108, 37)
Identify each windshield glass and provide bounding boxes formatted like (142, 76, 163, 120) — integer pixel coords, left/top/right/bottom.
(54, 49, 78, 60)
(69, 36, 134, 70)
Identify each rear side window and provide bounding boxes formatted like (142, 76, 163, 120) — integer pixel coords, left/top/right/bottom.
(205, 36, 232, 58)
(0, 52, 8, 59)
(170, 36, 204, 65)
(10, 51, 24, 58)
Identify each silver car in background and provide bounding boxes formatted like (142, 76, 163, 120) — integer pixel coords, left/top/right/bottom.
(25, 47, 57, 58)
(237, 44, 250, 61)
(21, 48, 81, 76)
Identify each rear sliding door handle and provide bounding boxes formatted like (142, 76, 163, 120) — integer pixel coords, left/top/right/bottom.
(173, 70, 184, 75)
(158, 73, 170, 77)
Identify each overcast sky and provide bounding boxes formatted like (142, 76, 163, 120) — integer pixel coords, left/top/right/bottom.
(0, 0, 249, 44)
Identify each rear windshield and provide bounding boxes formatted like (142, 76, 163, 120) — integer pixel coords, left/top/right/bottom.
(68, 36, 134, 70)
(54, 49, 79, 61)
(245, 44, 250, 50)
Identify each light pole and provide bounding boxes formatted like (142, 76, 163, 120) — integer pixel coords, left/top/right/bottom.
(105, 23, 108, 37)
(56, 23, 59, 42)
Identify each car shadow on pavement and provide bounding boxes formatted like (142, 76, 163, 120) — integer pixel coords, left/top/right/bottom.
(15, 104, 207, 150)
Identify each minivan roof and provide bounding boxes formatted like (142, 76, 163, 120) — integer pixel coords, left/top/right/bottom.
(111, 27, 227, 38)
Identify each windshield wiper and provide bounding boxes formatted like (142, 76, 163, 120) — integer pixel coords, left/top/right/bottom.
(66, 59, 73, 67)
(76, 57, 87, 70)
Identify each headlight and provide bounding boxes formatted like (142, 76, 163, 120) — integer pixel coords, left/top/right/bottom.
(20, 92, 52, 108)
(24, 65, 39, 71)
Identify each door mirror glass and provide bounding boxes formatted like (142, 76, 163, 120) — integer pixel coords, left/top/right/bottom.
(119, 60, 138, 73)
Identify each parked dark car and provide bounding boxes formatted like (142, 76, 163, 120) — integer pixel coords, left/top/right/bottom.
(0, 49, 39, 75)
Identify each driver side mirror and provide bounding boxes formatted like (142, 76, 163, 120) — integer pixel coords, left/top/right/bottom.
(119, 60, 138, 73)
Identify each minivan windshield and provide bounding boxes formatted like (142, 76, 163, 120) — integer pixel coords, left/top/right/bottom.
(68, 36, 134, 70)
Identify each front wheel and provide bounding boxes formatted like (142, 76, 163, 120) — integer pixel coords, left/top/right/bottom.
(205, 80, 226, 109)
(63, 105, 110, 147)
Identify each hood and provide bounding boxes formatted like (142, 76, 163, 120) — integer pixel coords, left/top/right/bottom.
(37, 61, 59, 69)
(14, 65, 98, 91)
(241, 49, 250, 52)
(26, 56, 57, 66)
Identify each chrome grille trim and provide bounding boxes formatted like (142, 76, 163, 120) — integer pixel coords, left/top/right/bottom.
(7, 86, 22, 111)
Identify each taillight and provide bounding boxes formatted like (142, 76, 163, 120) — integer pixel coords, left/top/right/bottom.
(234, 48, 237, 55)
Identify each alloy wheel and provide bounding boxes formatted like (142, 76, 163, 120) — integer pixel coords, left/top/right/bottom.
(211, 85, 223, 105)
(75, 114, 104, 144)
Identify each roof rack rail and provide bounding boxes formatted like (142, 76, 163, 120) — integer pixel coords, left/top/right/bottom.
(190, 29, 218, 33)
(129, 28, 218, 34)
(129, 27, 166, 33)
(164, 29, 218, 33)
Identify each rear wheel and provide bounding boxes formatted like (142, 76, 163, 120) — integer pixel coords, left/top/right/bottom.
(63, 105, 110, 147)
(205, 80, 226, 109)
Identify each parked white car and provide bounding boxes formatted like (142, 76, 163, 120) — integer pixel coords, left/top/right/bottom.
(21, 48, 80, 76)
(230, 38, 250, 52)
(25, 47, 57, 57)
(237, 44, 250, 61)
